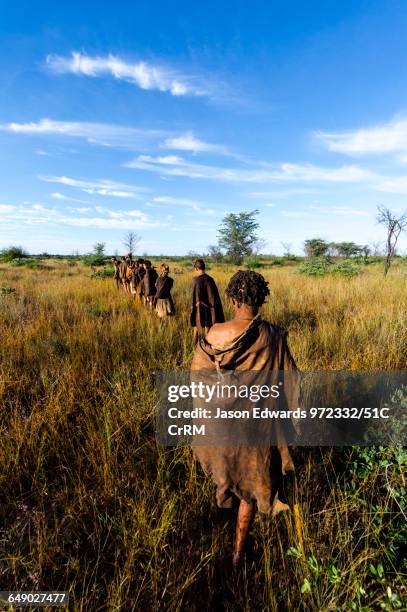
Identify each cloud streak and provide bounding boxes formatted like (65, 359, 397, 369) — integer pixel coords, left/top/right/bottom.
(39, 175, 148, 198)
(1, 118, 166, 150)
(150, 195, 218, 215)
(0, 202, 162, 230)
(316, 117, 407, 156)
(125, 155, 376, 184)
(160, 131, 228, 155)
(46, 52, 210, 97)
(51, 192, 91, 204)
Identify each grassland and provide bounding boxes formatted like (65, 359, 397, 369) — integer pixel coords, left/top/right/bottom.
(0, 259, 406, 611)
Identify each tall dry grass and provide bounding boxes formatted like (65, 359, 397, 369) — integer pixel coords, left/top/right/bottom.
(0, 260, 406, 610)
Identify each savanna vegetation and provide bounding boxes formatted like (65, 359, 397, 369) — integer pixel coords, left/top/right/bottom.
(0, 257, 406, 611)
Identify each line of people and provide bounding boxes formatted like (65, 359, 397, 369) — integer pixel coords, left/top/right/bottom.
(111, 256, 301, 568)
(111, 256, 225, 336)
(112, 256, 175, 318)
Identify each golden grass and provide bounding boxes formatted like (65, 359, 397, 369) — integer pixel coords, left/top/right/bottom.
(0, 260, 406, 610)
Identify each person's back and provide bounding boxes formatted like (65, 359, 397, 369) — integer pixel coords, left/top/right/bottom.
(191, 269, 299, 569)
(143, 261, 158, 307)
(190, 259, 224, 341)
(155, 263, 175, 317)
(144, 263, 158, 296)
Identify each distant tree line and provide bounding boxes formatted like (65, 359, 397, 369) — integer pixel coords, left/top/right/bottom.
(303, 239, 371, 260)
(1, 206, 406, 277)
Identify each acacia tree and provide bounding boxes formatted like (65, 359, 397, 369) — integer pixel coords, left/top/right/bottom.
(377, 205, 407, 276)
(89, 242, 106, 266)
(331, 242, 362, 257)
(122, 232, 140, 257)
(218, 210, 259, 264)
(93, 242, 106, 257)
(304, 238, 330, 258)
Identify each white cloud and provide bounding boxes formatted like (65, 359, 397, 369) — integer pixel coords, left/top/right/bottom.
(51, 192, 90, 204)
(316, 117, 407, 156)
(375, 176, 407, 194)
(161, 131, 228, 155)
(125, 154, 376, 185)
(1, 118, 166, 150)
(0, 202, 162, 230)
(151, 195, 217, 215)
(94, 205, 148, 220)
(39, 175, 147, 198)
(275, 163, 375, 183)
(46, 51, 209, 97)
(67, 206, 92, 214)
(0, 204, 16, 212)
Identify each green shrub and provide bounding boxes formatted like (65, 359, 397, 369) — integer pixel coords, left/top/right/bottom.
(82, 255, 109, 267)
(298, 257, 331, 276)
(0, 246, 28, 262)
(90, 267, 115, 279)
(299, 258, 361, 278)
(9, 257, 41, 268)
(331, 259, 361, 277)
(245, 257, 262, 269)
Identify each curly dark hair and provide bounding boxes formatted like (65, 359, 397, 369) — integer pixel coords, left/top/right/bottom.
(226, 270, 270, 308)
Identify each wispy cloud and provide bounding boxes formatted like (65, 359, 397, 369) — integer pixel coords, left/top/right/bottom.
(1, 118, 166, 150)
(315, 116, 407, 156)
(375, 176, 407, 194)
(150, 195, 218, 215)
(35, 149, 51, 156)
(160, 131, 228, 155)
(0, 202, 162, 230)
(275, 163, 375, 183)
(0, 204, 16, 213)
(125, 154, 376, 184)
(51, 192, 91, 204)
(39, 175, 148, 198)
(46, 51, 210, 97)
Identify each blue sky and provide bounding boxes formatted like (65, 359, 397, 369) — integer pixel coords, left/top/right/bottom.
(1, 0, 407, 255)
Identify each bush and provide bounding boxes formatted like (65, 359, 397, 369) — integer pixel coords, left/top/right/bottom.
(90, 268, 114, 279)
(82, 255, 109, 267)
(245, 257, 262, 269)
(0, 246, 28, 262)
(298, 257, 331, 276)
(299, 258, 361, 278)
(9, 257, 42, 268)
(331, 259, 361, 277)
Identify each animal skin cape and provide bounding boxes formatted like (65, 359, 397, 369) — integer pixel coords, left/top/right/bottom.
(191, 316, 301, 514)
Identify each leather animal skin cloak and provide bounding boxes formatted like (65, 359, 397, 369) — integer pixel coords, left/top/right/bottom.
(191, 316, 300, 514)
(143, 268, 158, 297)
(190, 273, 225, 332)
